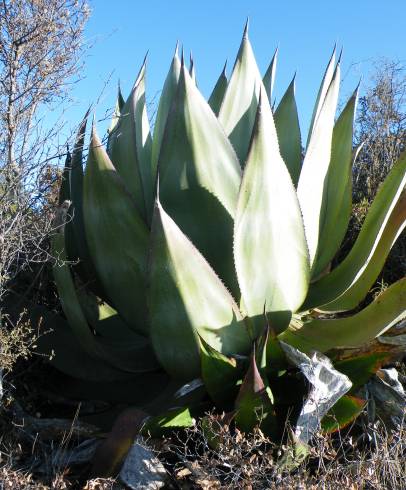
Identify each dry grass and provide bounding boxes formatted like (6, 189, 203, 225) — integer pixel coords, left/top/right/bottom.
(0, 396, 112, 489)
(0, 393, 404, 489)
(164, 414, 406, 489)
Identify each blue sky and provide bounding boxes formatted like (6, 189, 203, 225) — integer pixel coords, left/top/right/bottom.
(64, 0, 406, 139)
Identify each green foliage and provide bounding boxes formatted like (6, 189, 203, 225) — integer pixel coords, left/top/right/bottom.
(31, 26, 406, 445)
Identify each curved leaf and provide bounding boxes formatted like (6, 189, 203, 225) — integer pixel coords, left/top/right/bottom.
(83, 126, 149, 335)
(235, 350, 277, 435)
(322, 190, 406, 311)
(208, 61, 228, 116)
(52, 232, 105, 360)
(274, 76, 302, 185)
(304, 152, 406, 310)
(33, 306, 133, 382)
(234, 91, 310, 335)
(158, 62, 241, 295)
(57, 153, 80, 267)
(77, 289, 138, 340)
(149, 200, 251, 381)
(52, 232, 158, 373)
(280, 278, 406, 353)
(109, 57, 153, 223)
(321, 395, 366, 433)
(151, 45, 181, 183)
(200, 335, 242, 406)
(68, 112, 105, 296)
(297, 61, 341, 266)
(334, 352, 392, 393)
(218, 22, 263, 165)
(311, 87, 358, 279)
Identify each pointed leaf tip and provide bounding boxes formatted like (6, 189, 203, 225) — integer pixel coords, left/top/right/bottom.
(243, 18, 249, 38)
(354, 78, 361, 95)
(132, 55, 148, 90)
(90, 117, 99, 143)
(83, 106, 91, 121)
(258, 85, 264, 105)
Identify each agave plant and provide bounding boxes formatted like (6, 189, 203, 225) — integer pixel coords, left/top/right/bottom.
(44, 23, 405, 444)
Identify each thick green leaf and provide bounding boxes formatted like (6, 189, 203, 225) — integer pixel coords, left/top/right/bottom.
(33, 306, 133, 382)
(149, 200, 251, 380)
(208, 61, 228, 116)
(109, 57, 153, 223)
(334, 352, 391, 393)
(83, 126, 149, 335)
(5, 293, 153, 383)
(311, 87, 358, 279)
(303, 152, 406, 311)
(77, 289, 138, 340)
(151, 45, 181, 183)
(235, 350, 277, 435)
(143, 407, 194, 438)
(200, 335, 242, 406)
(68, 112, 105, 296)
(218, 22, 263, 165)
(69, 113, 87, 242)
(306, 47, 336, 148)
(280, 278, 406, 353)
(263, 47, 278, 105)
(274, 76, 302, 186)
(321, 395, 366, 433)
(57, 153, 81, 271)
(297, 61, 340, 266)
(52, 232, 158, 374)
(234, 91, 310, 336)
(322, 193, 406, 311)
(76, 288, 161, 369)
(52, 232, 104, 360)
(159, 62, 241, 216)
(158, 62, 241, 295)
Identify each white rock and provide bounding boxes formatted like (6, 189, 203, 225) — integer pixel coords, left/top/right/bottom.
(119, 437, 167, 490)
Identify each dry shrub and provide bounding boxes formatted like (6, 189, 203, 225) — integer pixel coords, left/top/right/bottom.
(0, 313, 36, 372)
(165, 414, 406, 489)
(353, 59, 405, 204)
